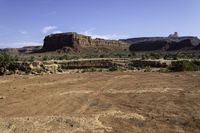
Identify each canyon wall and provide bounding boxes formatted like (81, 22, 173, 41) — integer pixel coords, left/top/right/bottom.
(42, 32, 129, 52)
(128, 38, 200, 52)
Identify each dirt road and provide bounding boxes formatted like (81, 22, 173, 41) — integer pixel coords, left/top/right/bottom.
(0, 72, 200, 133)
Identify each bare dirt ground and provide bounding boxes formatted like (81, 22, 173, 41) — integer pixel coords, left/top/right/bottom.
(0, 72, 200, 133)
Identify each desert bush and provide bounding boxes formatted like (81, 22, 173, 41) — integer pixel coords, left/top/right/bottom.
(163, 54, 171, 60)
(0, 51, 13, 66)
(108, 66, 118, 72)
(114, 53, 122, 58)
(6, 63, 19, 72)
(28, 56, 35, 62)
(141, 55, 146, 60)
(169, 60, 200, 72)
(163, 54, 178, 60)
(7, 62, 31, 74)
(42, 56, 49, 61)
(131, 52, 136, 57)
(158, 68, 169, 73)
(99, 54, 105, 58)
(128, 52, 137, 59)
(141, 54, 150, 60)
(13, 55, 19, 61)
(81, 67, 97, 73)
(0, 52, 32, 75)
(19, 63, 32, 74)
(0, 51, 15, 75)
(172, 54, 179, 60)
(149, 53, 161, 59)
(58, 54, 68, 60)
(144, 66, 152, 72)
(89, 67, 96, 72)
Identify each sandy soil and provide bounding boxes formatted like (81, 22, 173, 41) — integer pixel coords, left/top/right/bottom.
(0, 72, 200, 133)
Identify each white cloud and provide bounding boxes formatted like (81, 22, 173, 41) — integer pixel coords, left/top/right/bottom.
(42, 26, 58, 34)
(81, 28, 129, 40)
(0, 42, 41, 48)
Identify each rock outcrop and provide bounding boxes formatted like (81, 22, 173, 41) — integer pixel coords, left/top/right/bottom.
(128, 37, 200, 52)
(121, 36, 200, 45)
(129, 40, 170, 51)
(42, 32, 129, 52)
(2, 46, 42, 54)
(168, 32, 179, 38)
(195, 43, 200, 50)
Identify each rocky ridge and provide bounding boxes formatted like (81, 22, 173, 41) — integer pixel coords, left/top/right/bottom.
(122, 32, 200, 52)
(129, 38, 200, 52)
(1, 32, 200, 53)
(42, 32, 129, 52)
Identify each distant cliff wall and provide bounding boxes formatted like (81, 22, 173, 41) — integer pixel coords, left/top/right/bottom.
(129, 39, 200, 52)
(42, 32, 129, 52)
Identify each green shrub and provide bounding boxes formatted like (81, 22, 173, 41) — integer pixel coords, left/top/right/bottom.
(7, 62, 18, 72)
(108, 66, 118, 72)
(89, 67, 96, 72)
(42, 56, 48, 61)
(14, 55, 19, 61)
(0, 52, 33, 75)
(169, 60, 199, 72)
(150, 53, 161, 59)
(81, 67, 97, 73)
(172, 54, 178, 60)
(114, 53, 122, 58)
(0, 51, 15, 75)
(131, 52, 136, 57)
(141, 55, 146, 60)
(58, 54, 68, 60)
(99, 54, 105, 58)
(164, 54, 171, 60)
(0, 51, 13, 66)
(141, 54, 150, 60)
(144, 66, 151, 72)
(28, 56, 35, 62)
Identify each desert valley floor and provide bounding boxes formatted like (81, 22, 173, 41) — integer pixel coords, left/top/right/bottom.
(0, 72, 200, 133)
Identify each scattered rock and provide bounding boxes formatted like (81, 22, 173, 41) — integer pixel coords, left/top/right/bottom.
(0, 96, 6, 99)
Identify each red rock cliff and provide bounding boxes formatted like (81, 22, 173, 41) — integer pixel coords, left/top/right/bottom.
(42, 32, 129, 52)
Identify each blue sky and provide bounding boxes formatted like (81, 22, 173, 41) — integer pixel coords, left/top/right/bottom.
(0, 0, 199, 48)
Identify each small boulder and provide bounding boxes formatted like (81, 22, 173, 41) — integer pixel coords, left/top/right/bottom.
(0, 96, 6, 99)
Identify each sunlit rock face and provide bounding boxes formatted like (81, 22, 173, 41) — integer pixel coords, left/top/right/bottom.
(42, 32, 129, 52)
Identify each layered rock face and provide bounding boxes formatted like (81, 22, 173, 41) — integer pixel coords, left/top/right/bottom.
(128, 37, 200, 52)
(122, 36, 200, 45)
(42, 32, 129, 52)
